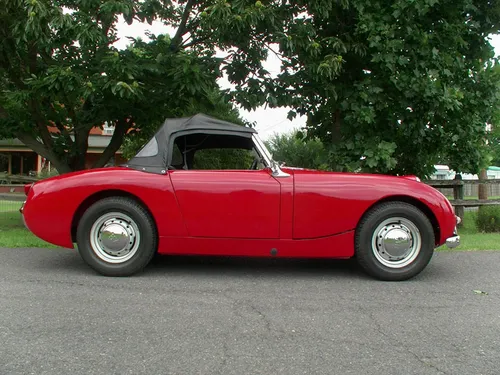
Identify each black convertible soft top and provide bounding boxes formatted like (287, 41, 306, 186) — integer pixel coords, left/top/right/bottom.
(124, 113, 256, 174)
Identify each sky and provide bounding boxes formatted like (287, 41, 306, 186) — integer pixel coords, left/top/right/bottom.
(114, 20, 500, 141)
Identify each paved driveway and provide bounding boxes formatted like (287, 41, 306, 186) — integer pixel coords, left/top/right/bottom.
(1, 248, 500, 375)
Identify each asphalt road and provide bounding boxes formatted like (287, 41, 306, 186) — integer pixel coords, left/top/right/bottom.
(1, 248, 500, 375)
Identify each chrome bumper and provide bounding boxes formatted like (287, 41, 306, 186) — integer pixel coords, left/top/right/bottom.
(445, 215, 461, 248)
(446, 235, 460, 248)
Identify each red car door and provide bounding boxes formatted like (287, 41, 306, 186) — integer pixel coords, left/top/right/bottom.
(169, 169, 281, 239)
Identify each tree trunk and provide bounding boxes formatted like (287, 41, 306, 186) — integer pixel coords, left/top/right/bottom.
(17, 133, 72, 174)
(93, 119, 129, 168)
(478, 168, 488, 200)
(331, 109, 342, 144)
(68, 126, 91, 171)
(453, 173, 464, 227)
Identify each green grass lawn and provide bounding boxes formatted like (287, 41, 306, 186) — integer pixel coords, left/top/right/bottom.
(437, 210, 500, 251)
(0, 200, 498, 250)
(0, 200, 24, 212)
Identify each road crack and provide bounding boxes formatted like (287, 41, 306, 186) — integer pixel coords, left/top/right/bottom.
(361, 306, 451, 375)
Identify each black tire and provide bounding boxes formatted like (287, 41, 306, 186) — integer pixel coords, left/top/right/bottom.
(76, 197, 157, 276)
(355, 202, 435, 281)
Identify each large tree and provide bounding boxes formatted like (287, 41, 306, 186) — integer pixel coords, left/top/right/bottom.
(0, 0, 282, 173)
(4, 1, 500, 177)
(235, 0, 500, 177)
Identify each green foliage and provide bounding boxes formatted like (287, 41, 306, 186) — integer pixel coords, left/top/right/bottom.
(0, 0, 282, 173)
(37, 169, 59, 179)
(192, 148, 256, 170)
(121, 88, 253, 159)
(267, 131, 330, 170)
(233, 0, 500, 177)
(3, 0, 500, 177)
(476, 206, 500, 233)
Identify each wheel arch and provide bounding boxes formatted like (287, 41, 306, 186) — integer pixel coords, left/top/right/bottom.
(71, 189, 158, 243)
(357, 195, 440, 246)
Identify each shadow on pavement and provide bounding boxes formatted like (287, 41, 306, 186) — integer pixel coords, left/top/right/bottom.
(17, 247, 371, 280)
(146, 253, 370, 280)
(14, 247, 450, 281)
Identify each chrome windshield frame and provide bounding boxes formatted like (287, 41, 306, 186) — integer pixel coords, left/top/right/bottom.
(252, 133, 290, 178)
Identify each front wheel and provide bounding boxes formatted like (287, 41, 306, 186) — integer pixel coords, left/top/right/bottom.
(76, 197, 157, 276)
(355, 202, 435, 281)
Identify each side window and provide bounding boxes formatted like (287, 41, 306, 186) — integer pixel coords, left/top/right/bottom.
(172, 133, 265, 170)
(135, 137, 158, 157)
(171, 143, 184, 168)
(193, 148, 259, 170)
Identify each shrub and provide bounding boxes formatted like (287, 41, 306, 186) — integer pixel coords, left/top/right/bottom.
(476, 206, 500, 233)
(266, 131, 330, 171)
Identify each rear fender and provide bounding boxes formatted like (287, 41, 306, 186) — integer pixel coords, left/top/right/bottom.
(22, 168, 186, 248)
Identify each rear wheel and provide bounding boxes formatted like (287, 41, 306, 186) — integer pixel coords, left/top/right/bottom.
(76, 197, 157, 276)
(355, 202, 435, 281)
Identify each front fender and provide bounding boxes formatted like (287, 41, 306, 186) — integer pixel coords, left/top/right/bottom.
(290, 169, 456, 243)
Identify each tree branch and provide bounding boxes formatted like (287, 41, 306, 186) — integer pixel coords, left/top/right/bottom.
(28, 99, 54, 149)
(266, 43, 287, 63)
(28, 41, 37, 75)
(39, 50, 55, 66)
(71, 125, 91, 170)
(0, 50, 26, 89)
(184, 17, 201, 35)
(54, 120, 74, 148)
(0, 104, 8, 120)
(182, 35, 211, 49)
(17, 132, 71, 174)
(171, 0, 195, 50)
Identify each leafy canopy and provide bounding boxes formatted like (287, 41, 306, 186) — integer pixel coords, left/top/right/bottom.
(3, 0, 500, 178)
(232, 0, 500, 177)
(0, 0, 282, 173)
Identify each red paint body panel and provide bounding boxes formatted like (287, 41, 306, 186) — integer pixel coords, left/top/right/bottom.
(169, 169, 281, 238)
(286, 168, 456, 245)
(158, 231, 355, 258)
(277, 176, 294, 239)
(22, 167, 187, 248)
(22, 165, 456, 258)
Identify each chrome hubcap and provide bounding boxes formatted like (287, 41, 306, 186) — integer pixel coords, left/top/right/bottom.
(371, 217, 421, 268)
(89, 212, 140, 264)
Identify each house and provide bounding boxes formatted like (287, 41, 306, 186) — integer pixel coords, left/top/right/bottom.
(0, 123, 126, 176)
(430, 165, 500, 180)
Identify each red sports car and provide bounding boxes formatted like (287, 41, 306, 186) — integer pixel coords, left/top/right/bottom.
(20, 114, 460, 280)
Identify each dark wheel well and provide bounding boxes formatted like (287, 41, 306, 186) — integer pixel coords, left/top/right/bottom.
(357, 196, 441, 246)
(71, 190, 157, 243)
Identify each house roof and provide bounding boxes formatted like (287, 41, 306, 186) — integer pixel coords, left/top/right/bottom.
(0, 134, 120, 153)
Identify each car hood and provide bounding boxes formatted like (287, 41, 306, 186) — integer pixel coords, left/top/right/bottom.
(281, 167, 451, 207)
(281, 167, 420, 183)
